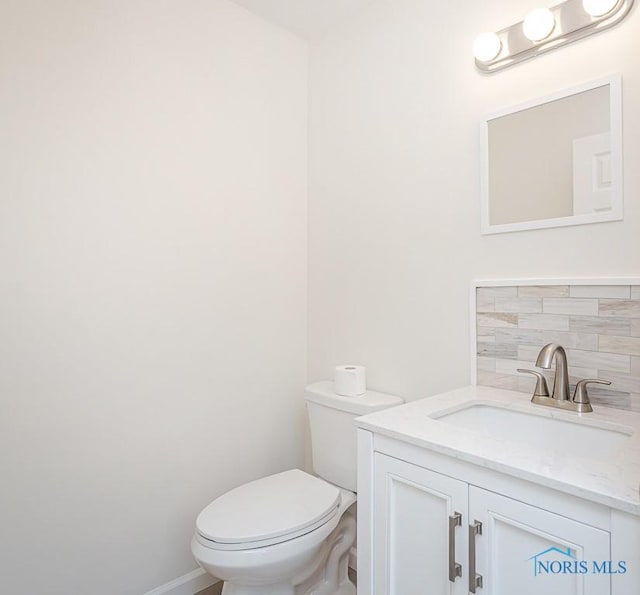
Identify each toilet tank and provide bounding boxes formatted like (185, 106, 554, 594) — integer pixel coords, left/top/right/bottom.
(305, 381, 404, 492)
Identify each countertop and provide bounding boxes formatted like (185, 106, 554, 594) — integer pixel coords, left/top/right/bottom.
(355, 385, 640, 516)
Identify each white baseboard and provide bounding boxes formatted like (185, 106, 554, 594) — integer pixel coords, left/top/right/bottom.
(143, 568, 219, 595)
(143, 548, 355, 595)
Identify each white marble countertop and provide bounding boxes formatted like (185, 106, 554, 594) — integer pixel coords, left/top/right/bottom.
(355, 385, 640, 516)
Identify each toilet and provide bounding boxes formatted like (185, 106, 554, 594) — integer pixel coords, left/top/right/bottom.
(191, 380, 403, 595)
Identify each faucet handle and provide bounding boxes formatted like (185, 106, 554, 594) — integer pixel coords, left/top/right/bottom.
(573, 379, 612, 407)
(517, 369, 550, 397)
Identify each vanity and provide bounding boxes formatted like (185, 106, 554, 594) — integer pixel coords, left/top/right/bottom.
(355, 385, 640, 595)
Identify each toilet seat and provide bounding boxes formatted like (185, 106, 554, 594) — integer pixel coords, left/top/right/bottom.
(196, 469, 341, 551)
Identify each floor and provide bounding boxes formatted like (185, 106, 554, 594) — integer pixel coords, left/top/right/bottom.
(194, 570, 356, 594)
(195, 583, 222, 595)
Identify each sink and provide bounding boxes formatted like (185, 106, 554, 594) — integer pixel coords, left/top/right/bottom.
(433, 403, 632, 459)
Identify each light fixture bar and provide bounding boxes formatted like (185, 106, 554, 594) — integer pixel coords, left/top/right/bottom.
(475, 0, 634, 73)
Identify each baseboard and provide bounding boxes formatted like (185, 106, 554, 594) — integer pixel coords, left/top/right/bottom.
(143, 568, 219, 595)
(144, 548, 355, 594)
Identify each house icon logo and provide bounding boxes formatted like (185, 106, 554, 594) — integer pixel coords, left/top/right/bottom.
(528, 546, 575, 576)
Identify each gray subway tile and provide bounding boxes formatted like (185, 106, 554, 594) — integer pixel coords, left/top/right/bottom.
(477, 287, 518, 299)
(496, 358, 536, 376)
(582, 385, 630, 400)
(496, 328, 545, 345)
(496, 328, 597, 350)
(477, 294, 495, 312)
(477, 357, 496, 372)
(478, 312, 518, 328)
(565, 366, 600, 380)
(477, 343, 518, 359)
(631, 356, 640, 376)
(599, 299, 640, 318)
(569, 285, 630, 299)
(566, 348, 630, 374)
(569, 315, 631, 336)
(596, 371, 640, 393)
(495, 297, 542, 313)
(477, 370, 519, 391)
(515, 345, 542, 364)
(632, 319, 640, 338)
(589, 391, 632, 411)
(518, 285, 569, 298)
(543, 298, 599, 316)
(519, 314, 570, 331)
(554, 332, 598, 350)
(632, 286, 640, 300)
(630, 394, 640, 413)
(598, 335, 640, 357)
(518, 375, 538, 395)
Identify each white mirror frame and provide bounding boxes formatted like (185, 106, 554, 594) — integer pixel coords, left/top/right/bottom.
(480, 75, 623, 235)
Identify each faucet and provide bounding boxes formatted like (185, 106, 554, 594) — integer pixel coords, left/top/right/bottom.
(535, 343, 570, 401)
(518, 343, 611, 413)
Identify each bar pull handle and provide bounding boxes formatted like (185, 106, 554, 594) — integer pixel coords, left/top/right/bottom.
(469, 520, 484, 593)
(448, 512, 463, 582)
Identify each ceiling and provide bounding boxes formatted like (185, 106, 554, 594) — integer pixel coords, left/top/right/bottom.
(230, 0, 377, 39)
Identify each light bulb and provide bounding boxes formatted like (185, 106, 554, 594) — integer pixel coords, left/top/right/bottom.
(523, 7, 556, 41)
(582, 0, 619, 16)
(473, 32, 502, 63)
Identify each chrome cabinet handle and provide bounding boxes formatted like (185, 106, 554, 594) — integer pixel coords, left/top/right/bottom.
(448, 512, 462, 582)
(469, 520, 483, 593)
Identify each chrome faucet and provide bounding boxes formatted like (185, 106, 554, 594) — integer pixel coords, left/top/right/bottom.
(535, 343, 570, 401)
(518, 343, 611, 413)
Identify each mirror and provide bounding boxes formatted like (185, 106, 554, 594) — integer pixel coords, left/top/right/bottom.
(481, 75, 623, 234)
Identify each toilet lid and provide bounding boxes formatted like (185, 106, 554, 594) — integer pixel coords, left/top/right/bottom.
(196, 469, 341, 546)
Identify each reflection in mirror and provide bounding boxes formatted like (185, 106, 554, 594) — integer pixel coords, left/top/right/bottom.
(481, 76, 622, 235)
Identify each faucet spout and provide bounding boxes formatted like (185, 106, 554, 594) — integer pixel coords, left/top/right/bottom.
(535, 343, 570, 401)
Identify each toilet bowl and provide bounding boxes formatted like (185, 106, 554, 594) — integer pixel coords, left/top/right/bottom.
(191, 381, 403, 595)
(192, 469, 356, 595)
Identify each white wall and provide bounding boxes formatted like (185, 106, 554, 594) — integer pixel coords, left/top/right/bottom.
(308, 0, 640, 400)
(0, 1, 307, 594)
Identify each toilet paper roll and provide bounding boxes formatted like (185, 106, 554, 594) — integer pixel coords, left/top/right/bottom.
(334, 365, 366, 397)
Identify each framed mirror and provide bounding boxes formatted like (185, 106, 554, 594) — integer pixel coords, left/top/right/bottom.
(481, 75, 622, 235)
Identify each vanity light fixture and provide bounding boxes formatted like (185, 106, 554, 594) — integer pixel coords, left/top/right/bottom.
(474, 0, 634, 72)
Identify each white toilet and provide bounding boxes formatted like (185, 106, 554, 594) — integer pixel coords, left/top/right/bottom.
(191, 380, 403, 595)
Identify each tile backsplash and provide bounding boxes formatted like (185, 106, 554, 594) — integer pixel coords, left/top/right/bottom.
(476, 284, 640, 412)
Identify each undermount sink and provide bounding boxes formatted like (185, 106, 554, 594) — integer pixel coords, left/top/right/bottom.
(433, 402, 633, 459)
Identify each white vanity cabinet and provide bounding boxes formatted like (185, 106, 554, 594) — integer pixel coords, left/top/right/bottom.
(357, 396, 640, 595)
(371, 451, 611, 595)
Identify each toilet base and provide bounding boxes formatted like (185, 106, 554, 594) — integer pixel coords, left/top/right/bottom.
(294, 510, 356, 595)
(213, 507, 356, 595)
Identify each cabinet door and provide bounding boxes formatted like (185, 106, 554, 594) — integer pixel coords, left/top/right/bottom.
(373, 453, 468, 595)
(469, 486, 611, 595)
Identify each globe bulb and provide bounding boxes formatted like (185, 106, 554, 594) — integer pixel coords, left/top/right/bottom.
(473, 32, 502, 63)
(523, 7, 556, 41)
(582, 0, 619, 16)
